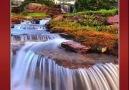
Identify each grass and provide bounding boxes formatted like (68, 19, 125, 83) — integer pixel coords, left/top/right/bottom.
(64, 8, 118, 17)
(26, 12, 47, 17)
(48, 12, 118, 55)
(11, 12, 49, 20)
(49, 17, 118, 34)
(50, 23, 118, 55)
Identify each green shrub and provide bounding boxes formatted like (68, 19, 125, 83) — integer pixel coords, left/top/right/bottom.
(21, 11, 28, 15)
(75, 0, 118, 11)
(57, 2, 74, 6)
(39, 1, 55, 6)
(18, 0, 55, 12)
(96, 26, 103, 31)
(23, 0, 55, 6)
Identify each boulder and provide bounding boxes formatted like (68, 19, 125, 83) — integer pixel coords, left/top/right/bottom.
(53, 15, 63, 20)
(25, 3, 62, 16)
(107, 15, 119, 25)
(25, 3, 48, 13)
(61, 41, 91, 53)
(11, 24, 14, 28)
(11, 19, 21, 24)
(59, 33, 72, 39)
(47, 7, 62, 17)
(11, 6, 23, 13)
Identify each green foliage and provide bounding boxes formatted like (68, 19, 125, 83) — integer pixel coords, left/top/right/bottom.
(49, 13, 118, 34)
(57, 2, 74, 6)
(78, 15, 107, 26)
(40, 1, 55, 6)
(75, 0, 118, 11)
(23, 0, 55, 6)
(11, 1, 16, 5)
(64, 8, 118, 17)
(96, 26, 103, 31)
(17, 0, 55, 12)
(21, 11, 28, 15)
(11, 12, 49, 20)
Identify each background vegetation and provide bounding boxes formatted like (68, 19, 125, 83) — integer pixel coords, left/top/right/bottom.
(75, 0, 118, 11)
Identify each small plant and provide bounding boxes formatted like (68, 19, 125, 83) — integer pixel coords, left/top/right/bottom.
(21, 11, 28, 15)
(96, 26, 103, 31)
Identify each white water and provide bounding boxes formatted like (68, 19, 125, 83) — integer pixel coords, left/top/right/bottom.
(14, 24, 46, 30)
(39, 18, 51, 25)
(12, 46, 119, 90)
(11, 34, 61, 42)
(60, 5, 75, 13)
(13, 18, 51, 30)
(11, 18, 62, 42)
(54, 0, 75, 4)
(21, 20, 32, 24)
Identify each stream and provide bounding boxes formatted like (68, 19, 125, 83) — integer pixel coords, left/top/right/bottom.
(11, 18, 119, 90)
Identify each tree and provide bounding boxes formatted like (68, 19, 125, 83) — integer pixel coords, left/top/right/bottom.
(75, 0, 118, 11)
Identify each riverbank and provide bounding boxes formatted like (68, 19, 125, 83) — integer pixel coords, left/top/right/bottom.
(46, 9, 118, 56)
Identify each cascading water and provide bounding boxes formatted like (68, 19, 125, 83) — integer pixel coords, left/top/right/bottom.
(11, 34, 61, 42)
(11, 18, 61, 42)
(21, 20, 32, 24)
(13, 24, 46, 30)
(12, 41, 119, 90)
(60, 5, 76, 13)
(13, 18, 51, 30)
(61, 5, 70, 13)
(39, 18, 51, 25)
(11, 18, 119, 90)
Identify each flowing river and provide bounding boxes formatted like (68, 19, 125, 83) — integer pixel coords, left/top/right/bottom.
(11, 18, 119, 90)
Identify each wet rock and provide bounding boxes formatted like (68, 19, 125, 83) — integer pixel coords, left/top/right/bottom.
(59, 33, 72, 39)
(11, 19, 21, 24)
(11, 6, 23, 13)
(61, 41, 91, 53)
(33, 19, 40, 24)
(11, 24, 14, 28)
(87, 46, 108, 54)
(39, 51, 118, 69)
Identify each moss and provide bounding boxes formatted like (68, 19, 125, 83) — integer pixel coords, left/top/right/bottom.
(27, 12, 47, 17)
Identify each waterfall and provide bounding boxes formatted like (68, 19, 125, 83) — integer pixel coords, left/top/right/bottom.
(13, 24, 46, 30)
(60, 5, 76, 13)
(39, 18, 51, 25)
(11, 18, 119, 90)
(21, 20, 32, 24)
(11, 39, 119, 90)
(12, 49, 119, 90)
(11, 34, 61, 42)
(13, 18, 51, 30)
